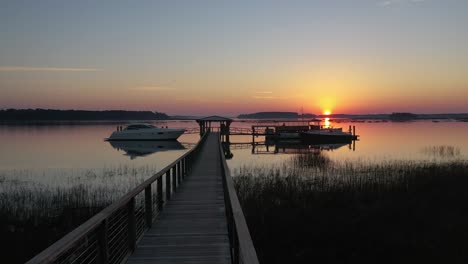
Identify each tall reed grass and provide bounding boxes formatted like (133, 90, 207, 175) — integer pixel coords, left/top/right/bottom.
(421, 145, 461, 159)
(0, 165, 157, 263)
(234, 150, 468, 264)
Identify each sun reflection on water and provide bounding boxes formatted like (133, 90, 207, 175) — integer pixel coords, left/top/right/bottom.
(324, 117, 331, 128)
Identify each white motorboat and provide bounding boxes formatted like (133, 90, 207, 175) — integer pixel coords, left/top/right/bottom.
(107, 123, 185, 141)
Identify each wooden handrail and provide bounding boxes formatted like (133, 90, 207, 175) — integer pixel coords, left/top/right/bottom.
(26, 133, 208, 264)
(218, 133, 260, 264)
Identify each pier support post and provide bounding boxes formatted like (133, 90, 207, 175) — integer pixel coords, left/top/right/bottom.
(127, 197, 136, 252)
(172, 166, 177, 191)
(181, 159, 184, 179)
(226, 120, 231, 142)
(165, 171, 171, 200)
(177, 162, 182, 185)
(252, 126, 255, 144)
(187, 156, 191, 173)
(97, 219, 109, 264)
(145, 185, 152, 228)
(157, 178, 163, 211)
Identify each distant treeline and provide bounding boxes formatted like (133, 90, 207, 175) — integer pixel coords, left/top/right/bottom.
(238, 111, 468, 120)
(0, 109, 169, 121)
(389, 112, 418, 120)
(387, 112, 468, 120)
(237, 112, 316, 119)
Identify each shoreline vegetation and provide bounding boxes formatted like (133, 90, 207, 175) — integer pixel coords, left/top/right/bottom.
(238, 111, 468, 120)
(0, 165, 156, 263)
(233, 147, 468, 264)
(0, 109, 169, 121)
(1, 109, 468, 122)
(238, 112, 317, 119)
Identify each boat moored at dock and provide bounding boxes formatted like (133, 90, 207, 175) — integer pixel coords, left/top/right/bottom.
(300, 127, 358, 143)
(255, 119, 358, 143)
(107, 123, 185, 141)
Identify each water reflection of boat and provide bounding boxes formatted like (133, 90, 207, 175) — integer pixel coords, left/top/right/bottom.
(109, 140, 185, 159)
(273, 141, 349, 154)
(300, 128, 357, 143)
(242, 139, 351, 154)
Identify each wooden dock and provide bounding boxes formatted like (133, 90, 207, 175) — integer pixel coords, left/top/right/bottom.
(26, 132, 258, 264)
(127, 133, 230, 263)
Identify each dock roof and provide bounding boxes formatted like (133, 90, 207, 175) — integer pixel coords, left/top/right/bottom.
(196, 115, 233, 122)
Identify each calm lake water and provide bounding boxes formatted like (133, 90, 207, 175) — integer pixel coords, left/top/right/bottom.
(1, 119, 467, 175)
(1, 119, 467, 263)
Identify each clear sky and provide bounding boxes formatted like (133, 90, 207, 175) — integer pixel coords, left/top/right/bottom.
(1, 0, 467, 116)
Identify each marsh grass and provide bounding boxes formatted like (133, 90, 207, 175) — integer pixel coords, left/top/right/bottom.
(0, 165, 157, 263)
(234, 153, 468, 264)
(421, 145, 461, 159)
(291, 152, 332, 168)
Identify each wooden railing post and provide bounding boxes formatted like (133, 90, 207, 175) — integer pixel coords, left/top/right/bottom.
(165, 171, 171, 200)
(97, 219, 109, 264)
(172, 166, 177, 191)
(187, 156, 192, 173)
(234, 231, 240, 263)
(157, 178, 163, 211)
(177, 162, 182, 185)
(181, 159, 185, 180)
(145, 185, 152, 228)
(128, 197, 136, 252)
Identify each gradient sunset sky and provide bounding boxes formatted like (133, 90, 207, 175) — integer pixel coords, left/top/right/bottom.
(1, 0, 467, 116)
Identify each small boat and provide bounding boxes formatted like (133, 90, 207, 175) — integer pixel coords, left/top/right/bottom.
(107, 123, 185, 141)
(300, 127, 357, 143)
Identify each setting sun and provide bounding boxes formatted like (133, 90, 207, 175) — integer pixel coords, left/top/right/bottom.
(323, 110, 332, 116)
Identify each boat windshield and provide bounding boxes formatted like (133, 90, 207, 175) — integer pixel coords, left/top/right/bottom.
(125, 124, 155, 130)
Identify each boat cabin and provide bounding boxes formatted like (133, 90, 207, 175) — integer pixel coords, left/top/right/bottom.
(124, 123, 156, 130)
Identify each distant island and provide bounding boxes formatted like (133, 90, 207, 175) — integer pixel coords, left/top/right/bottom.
(0, 109, 169, 121)
(237, 111, 468, 120)
(238, 112, 316, 119)
(322, 112, 468, 120)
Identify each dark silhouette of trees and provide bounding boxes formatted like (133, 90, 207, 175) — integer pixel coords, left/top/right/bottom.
(0, 109, 169, 121)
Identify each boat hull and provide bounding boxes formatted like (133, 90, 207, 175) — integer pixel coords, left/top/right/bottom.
(107, 129, 185, 141)
(266, 132, 300, 140)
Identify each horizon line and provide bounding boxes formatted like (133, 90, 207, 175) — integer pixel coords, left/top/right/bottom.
(1, 108, 468, 117)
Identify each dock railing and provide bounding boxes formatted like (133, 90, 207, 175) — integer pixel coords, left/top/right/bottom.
(26, 133, 208, 264)
(218, 133, 260, 264)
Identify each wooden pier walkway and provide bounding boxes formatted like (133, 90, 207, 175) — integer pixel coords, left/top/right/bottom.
(27, 132, 258, 264)
(128, 133, 230, 263)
